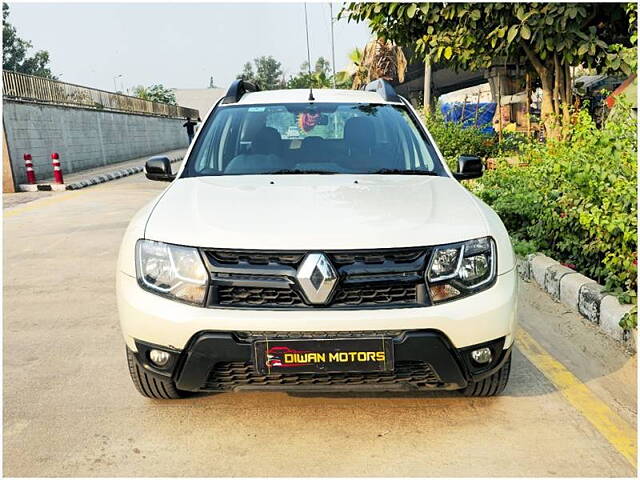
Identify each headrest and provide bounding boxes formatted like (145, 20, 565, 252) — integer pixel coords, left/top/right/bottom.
(344, 117, 375, 154)
(252, 127, 282, 155)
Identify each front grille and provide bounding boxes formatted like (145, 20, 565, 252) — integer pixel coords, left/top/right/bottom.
(201, 361, 440, 391)
(330, 250, 425, 265)
(209, 250, 304, 266)
(202, 247, 431, 309)
(235, 330, 405, 341)
(218, 286, 305, 307)
(332, 285, 417, 306)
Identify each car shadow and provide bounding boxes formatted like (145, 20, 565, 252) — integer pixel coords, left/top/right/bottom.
(283, 347, 555, 399)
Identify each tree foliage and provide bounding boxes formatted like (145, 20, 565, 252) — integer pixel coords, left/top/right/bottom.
(472, 100, 637, 301)
(335, 48, 363, 89)
(420, 109, 497, 170)
(287, 56, 333, 89)
(2, 3, 55, 78)
(343, 3, 637, 137)
(335, 39, 407, 89)
(238, 62, 255, 82)
(133, 84, 177, 105)
(236, 56, 284, 90)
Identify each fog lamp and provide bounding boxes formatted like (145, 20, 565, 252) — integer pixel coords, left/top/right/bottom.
(471, 347, 492, 365)
(149, 349, 171, 367)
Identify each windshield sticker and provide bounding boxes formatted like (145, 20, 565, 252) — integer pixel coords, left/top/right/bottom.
(298, 112, 320, 132)
(248, 107, 266, 112)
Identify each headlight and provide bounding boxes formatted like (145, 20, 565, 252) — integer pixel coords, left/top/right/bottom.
(426, 236, 496, 303)
(135, 239, 209, 305)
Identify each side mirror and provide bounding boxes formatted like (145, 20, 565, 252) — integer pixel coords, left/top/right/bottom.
(453, 155, 483, 181)
(145, 156, 175, 182)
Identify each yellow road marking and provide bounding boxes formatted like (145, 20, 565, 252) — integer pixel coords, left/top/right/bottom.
(4, 177, 128, 218)
(4, 190, 86, 218)
(517, 329, 637, 468)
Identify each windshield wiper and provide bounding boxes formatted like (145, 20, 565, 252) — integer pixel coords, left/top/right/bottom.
(367, 168, 439, 175)
(268, 169, 338, 175)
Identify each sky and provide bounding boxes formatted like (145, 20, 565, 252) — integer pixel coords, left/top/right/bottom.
(6, 2, 372, 93)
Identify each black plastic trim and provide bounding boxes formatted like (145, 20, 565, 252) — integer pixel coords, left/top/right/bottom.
(221, 79, 260, 104)
(338, 251, 429, 278)
(458, 337, 510, 381)
(132, 340, 182, 378)
(171, 330, 510, 392)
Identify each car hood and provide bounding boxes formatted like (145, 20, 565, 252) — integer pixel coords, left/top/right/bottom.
(144, 175, 491, 251)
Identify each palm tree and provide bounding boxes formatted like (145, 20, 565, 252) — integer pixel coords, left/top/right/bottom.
(336, 39, 407, 89)
(335, 48, 364, 89)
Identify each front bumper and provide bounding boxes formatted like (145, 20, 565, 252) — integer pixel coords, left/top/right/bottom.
(132, 330, 512, 392)
(117, 268, 518, 351)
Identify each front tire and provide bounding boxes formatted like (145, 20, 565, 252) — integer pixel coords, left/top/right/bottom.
(461, 355, 511, 397)
(126, 347, 190, 399)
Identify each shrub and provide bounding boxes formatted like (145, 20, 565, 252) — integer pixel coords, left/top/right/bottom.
(470, 100, 637, 307)
(421, 101, 637, 328)
(421, 110, 497, 170)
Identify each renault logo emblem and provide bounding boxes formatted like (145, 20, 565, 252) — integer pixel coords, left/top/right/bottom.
(296, 253, 338, 304)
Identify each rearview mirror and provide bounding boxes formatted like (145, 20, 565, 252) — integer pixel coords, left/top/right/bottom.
(145, 156, 175, 182)
(453, 155, 483, 181)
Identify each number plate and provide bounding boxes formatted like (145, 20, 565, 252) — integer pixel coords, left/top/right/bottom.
(253, 337, 394, 375)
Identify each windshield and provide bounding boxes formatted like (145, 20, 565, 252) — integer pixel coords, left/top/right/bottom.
(184, 102, 446, 176)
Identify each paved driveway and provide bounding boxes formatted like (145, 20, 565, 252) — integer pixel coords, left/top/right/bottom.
(3, 172, 636, 476)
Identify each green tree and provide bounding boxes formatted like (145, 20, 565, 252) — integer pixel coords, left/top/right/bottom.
(254, 56, 284, 90)
(335, 48, 364, 88)
(133, 84, 176, 105)
(301, 56, 331, 76)
(3, 3, 55, 78)
(334, 39, 406, 90)
(237, 62, 255, 82)
(236, 56, 284, 90)
(343, 3, 636, 138)
(287, 57, 333, 89)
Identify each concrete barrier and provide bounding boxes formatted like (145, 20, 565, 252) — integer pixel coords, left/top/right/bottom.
(544, 263, 575, 301)
(520, 253, 636, 352)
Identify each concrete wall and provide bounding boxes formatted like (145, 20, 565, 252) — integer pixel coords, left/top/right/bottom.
(3, 128, 15, 192)
(3, 100, 189, 185)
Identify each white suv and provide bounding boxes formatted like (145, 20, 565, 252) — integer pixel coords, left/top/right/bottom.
(117, 79, 517, 399)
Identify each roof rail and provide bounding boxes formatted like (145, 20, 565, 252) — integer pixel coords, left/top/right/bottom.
(363, 78, 401, 103)
(221, 79, 260, 104)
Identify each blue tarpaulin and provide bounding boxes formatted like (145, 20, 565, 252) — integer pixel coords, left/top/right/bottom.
(440, 102, 496, 135)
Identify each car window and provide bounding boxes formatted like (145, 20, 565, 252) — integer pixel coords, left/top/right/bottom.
(185, 103, 445, 176)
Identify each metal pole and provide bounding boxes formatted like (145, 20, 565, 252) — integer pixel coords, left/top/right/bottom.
(329, 3, 337, 88)
(304, 3, 315, 100)
(526, 72, 531, 137)
(423, 57, 432, 115)
(304, 3, 312, 74)
(497, 78, 503, 143)
(461, 95, 467, 125)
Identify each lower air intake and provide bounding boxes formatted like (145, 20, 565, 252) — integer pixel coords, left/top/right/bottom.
(201, 361, 440, 391)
